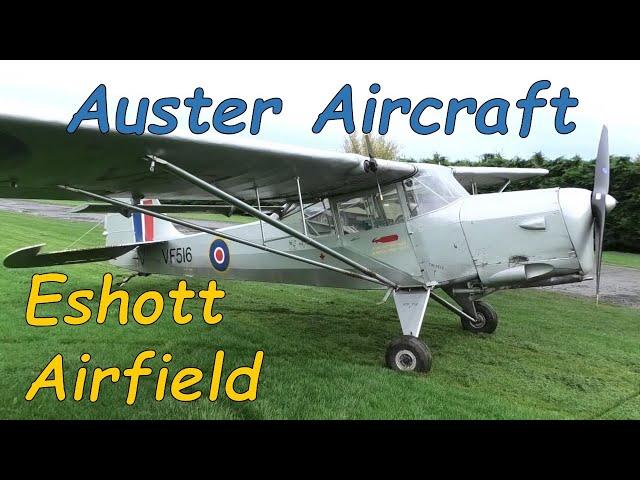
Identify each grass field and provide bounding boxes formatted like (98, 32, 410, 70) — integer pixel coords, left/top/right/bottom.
(603, 251, 640, 269)
(0, 210, 639, 419)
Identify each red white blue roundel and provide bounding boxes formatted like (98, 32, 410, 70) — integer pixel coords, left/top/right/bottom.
(209, 239, 230, 271)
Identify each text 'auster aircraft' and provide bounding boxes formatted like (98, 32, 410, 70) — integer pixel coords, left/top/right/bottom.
(0, 116, 616, 372)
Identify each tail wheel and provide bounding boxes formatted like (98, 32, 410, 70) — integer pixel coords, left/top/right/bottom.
(385, 335, 432, 373)
(461, 300, 498, 334)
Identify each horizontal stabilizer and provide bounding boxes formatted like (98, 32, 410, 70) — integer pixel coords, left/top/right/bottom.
(72, 203, 277, 215)
(3, 243, 143, 268)
(74, 203, 234, 214)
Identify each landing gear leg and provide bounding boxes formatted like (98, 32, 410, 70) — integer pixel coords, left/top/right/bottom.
(445, 289, 499, 334)
(386, 288, 433, 373)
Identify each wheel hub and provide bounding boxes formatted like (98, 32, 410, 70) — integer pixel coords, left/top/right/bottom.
(395, 349, 417, 371)
(471, 312, 486, 328)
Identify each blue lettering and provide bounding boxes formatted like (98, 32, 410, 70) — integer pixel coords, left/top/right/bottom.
(66, 84, 109, 134)
(410, 98, 443, 135)
(516, 80, 550, 138)
(312, 84, 355, 134)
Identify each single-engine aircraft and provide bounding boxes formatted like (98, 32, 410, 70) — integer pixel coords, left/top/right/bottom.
(0, 115, 617, 373)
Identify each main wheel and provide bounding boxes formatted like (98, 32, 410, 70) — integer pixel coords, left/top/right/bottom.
(385, 335, 432, 373)
(461, 300, 498, 334)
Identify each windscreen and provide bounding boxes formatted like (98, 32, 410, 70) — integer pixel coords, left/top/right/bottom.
(403, 166, 468, 217)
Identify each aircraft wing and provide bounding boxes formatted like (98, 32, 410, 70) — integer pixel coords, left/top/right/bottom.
(451, 166, 549, 188)
(0, 115, 417, 203)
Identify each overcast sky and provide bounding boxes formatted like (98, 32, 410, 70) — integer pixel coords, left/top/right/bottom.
(0, 60, 637, 161)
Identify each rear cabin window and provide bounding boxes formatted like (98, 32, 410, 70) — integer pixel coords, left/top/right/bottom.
(281, 199, 336, 237)
(304, 199, 336, 236)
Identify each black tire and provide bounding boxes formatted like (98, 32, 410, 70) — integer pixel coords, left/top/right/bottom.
(461, 300, 498, 334)
(385, 335, 432, 373)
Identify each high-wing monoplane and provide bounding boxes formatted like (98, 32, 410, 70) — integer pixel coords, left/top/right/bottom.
(1, 116, 616, 372)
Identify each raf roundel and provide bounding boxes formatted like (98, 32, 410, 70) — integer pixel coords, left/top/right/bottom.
(209, 239, 230, 271)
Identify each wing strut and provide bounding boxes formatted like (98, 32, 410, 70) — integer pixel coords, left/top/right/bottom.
(430, 291, 477, 323)
(255, 186, 266, 245)
(140, 155, 399, 288)
(58, 185, 392, 288)
(296, 176, 308, 236)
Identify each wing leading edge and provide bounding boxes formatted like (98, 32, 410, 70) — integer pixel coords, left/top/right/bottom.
(0, 115, 416, 203)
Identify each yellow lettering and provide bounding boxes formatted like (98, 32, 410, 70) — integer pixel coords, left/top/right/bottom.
(155, 353, 172, 401)
(89, 367, 120, 402)
(26, 273, 67, 326)
(96, 273, 129, 325)
(73, 353, 91, 401)
(209, 350, 225, 401)
(132, 290, 163, 325)
(198, 280, 225, 325)
(225, 351, 264, 402)
(171, 368, 203, 402)
(64, 289, 94, 325)
(25, 353, 65, 400)
(168, 280, 195, 324)
(123, 350, 155, 405)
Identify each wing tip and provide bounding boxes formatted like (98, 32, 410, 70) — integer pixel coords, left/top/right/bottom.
(3, 244, 46, 268)
(70, 204, 90, 213)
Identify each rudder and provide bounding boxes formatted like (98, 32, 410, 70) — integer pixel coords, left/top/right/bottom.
(105, 198, 183, 246)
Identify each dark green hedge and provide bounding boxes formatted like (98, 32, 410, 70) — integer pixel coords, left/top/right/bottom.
(402, 154, 640, 253)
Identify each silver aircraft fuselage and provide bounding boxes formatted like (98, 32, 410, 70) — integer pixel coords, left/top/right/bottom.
(111, 163, 600, 295)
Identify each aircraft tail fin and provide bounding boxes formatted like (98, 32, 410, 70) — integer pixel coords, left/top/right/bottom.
(105, 198, 184, 246)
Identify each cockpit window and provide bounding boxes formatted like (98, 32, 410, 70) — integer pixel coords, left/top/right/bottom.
(403, 167, 468, 217)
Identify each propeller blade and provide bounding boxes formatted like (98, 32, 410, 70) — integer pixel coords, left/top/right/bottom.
(593, 126, 610, 197)
(594, 207, 605, 304)
(591, 126, 610, 304)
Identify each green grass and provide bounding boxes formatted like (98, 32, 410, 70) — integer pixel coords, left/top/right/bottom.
(0, 210, 638, 419)
(603, 251, 640, 269)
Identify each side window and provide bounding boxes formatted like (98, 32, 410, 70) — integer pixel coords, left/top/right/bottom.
(305, 199, 336, 237)
(280, 200, 336, 237)
(378, 184, 404, 225)
(337, 196, 375, 234)
(337, 184, 404, 234)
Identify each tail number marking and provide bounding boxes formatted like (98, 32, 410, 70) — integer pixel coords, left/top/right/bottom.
(161, 247, 192, 264)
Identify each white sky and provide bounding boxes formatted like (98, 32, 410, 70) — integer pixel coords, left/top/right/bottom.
(0, 60, 638, 161)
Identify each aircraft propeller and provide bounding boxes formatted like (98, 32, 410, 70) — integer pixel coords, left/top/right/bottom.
(591, 126, 617, 304)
